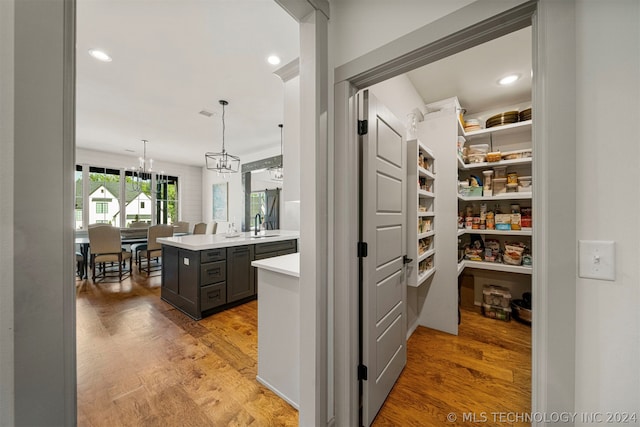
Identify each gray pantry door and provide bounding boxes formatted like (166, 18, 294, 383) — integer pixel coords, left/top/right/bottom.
(358, 90, 407, 426)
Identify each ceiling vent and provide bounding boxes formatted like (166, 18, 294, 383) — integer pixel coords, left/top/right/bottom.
(199, 110, 214, 118)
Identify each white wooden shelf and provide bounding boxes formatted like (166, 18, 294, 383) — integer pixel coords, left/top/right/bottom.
(418, 190, 435, 198)
(458, 192, 532, 202)
(460, 260, 533, 275)
(457, 228, 532, 237)
(457, 155, 532, 170)
(418, 248, 435, 262)
(458, 118, 532, 139)
(409, 267, 436, 287)
(418, 142, 435, 159)
(418, 231, 436, 239)
(418, 166, 435, 179)
(418, 211, 435, 217)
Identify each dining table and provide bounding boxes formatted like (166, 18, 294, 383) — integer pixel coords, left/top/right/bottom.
(75, 230, 187, 279)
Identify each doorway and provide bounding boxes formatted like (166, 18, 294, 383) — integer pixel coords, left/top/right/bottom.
(333, 1, 578, 425)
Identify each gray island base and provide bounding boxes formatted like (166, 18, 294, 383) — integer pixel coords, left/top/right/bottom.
(158, 231, 299, 320)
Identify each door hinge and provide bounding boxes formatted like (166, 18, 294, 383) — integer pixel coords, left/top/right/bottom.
(357, 241, 368, 258)
(358, 364, 368, 381)
(357, 119, 368, 135)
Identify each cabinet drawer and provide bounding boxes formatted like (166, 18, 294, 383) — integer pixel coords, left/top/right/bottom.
(200, 261, 226, 286)
(201, 248, 226, 263)
(254, 239, 297, 256)
(200, 282, 226, 311)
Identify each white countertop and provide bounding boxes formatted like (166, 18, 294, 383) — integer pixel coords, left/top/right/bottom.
(252, 252, 300, 278)
(157, 230, 299, 251)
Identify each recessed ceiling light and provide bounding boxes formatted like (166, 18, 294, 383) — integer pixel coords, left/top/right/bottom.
(498, 74, 519, 86)
(267, 55, 281, 65)
(88, 49, 112, 62)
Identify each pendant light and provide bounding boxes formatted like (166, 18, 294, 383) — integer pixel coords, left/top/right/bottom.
(130, 139, 153, 192)
(205, 100, 240, 178)
(269, 123, 284, 181)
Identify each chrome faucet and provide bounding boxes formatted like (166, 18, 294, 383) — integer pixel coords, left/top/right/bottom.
(254, 213, 262, 235)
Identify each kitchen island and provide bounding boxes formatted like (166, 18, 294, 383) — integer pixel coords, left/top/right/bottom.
(158, 230, 299, 320)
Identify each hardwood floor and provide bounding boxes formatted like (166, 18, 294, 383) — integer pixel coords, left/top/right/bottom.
(76, 271, 298, 427)
(374, 308, 532, 427)
(77, 271, 530, 427)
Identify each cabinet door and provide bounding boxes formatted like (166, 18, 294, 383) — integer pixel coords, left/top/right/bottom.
(178, 249, 199, 305)
(226, 245, 255, 303)
(162, 245, 179, 294)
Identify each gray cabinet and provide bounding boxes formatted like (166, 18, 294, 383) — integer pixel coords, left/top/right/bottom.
(161, 239, 297, 320)
(226, 245, 255, 303)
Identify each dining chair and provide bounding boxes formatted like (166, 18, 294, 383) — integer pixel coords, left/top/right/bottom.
(207, 221, 218, 234)
(138, 224, 174, 276)
(193, 223, 207, 234)
(174, 221, 190, 233)
(88, 225, 132, 282)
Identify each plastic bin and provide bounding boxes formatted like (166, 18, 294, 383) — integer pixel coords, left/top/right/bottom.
(482, 303, 512, 321)
(482, 285, 512, 308)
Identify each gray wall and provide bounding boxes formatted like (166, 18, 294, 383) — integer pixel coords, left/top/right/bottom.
(12, 0, 76, 425)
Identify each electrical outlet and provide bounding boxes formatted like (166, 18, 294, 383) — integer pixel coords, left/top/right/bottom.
(579, 240, 615, 281)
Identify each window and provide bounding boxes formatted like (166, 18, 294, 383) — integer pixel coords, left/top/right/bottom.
(88, 167, 120, 226)
(95, 202, 108, 214)
(74, 165, 83, 230)
(156, 175, 179, 225)
(124, 170, 152, 227)
(250, 191, 266, 230)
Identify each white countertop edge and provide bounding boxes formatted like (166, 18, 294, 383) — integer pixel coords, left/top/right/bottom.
(157, 230, 299, 251)
(252, 253, 300, 278)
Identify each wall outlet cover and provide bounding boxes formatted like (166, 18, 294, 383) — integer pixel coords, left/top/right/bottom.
(578, 240, 615, 281)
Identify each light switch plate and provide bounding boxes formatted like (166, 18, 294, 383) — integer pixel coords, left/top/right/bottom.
(579, 240, 615, 281)
(183, 257, 190, 266)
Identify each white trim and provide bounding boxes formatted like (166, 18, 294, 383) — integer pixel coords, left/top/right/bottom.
(256, 376, 300, 410)
(274, 58, 300, 83)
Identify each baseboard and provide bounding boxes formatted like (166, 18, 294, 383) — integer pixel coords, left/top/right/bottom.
(255, 375, 299, 410)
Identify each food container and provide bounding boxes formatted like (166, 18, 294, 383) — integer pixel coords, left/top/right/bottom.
(493, 166, 507, 179)
(503, 242, 526, 265)
(483, 285, 512, 308)
(502, 149, 532, 160)
(482, 303, 511, 321)
(506, 183, 519, 193)
(511, 299, 532, 323)
(486, 151, 501, 162)
(467, 153, 486, 163)
(468, 144, 489, 155)
(493, 178, 507, 195)
(521, 217, 532, 228)
(495, 213, 511, 230)
(510, 213, 522, 230)
(507, 172, 519, 184)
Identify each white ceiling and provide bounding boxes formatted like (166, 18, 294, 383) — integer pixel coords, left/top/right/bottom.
(77, 2, 531, 169)
(407, 27, 532, 114)
(76, 0, 299, 167)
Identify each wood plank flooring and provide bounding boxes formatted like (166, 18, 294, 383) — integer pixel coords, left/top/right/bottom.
(373, 308, 532, 427)
(77, 271, 530, 427)
(76, 271, 298, 427)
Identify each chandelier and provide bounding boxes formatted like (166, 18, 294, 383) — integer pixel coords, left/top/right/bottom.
(205, 100, 240, 178)
(269, 123, 284, 181)
(130, 139, 153, 192)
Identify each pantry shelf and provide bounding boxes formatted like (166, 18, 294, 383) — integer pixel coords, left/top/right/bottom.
(458, 192, 532, 202)
(458, 229, 532, 237)
(458, 118, 532, 139)
(418, 166, 435, 179)
(418, 248, 435, 263)
(457, 155, 532, 170)
(418, 211, 435, 217)
(409, 267, 436, 287)
(418, 231, 436, 239)
(418, 190, 435, 198)
(462, 260, 533, 275)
